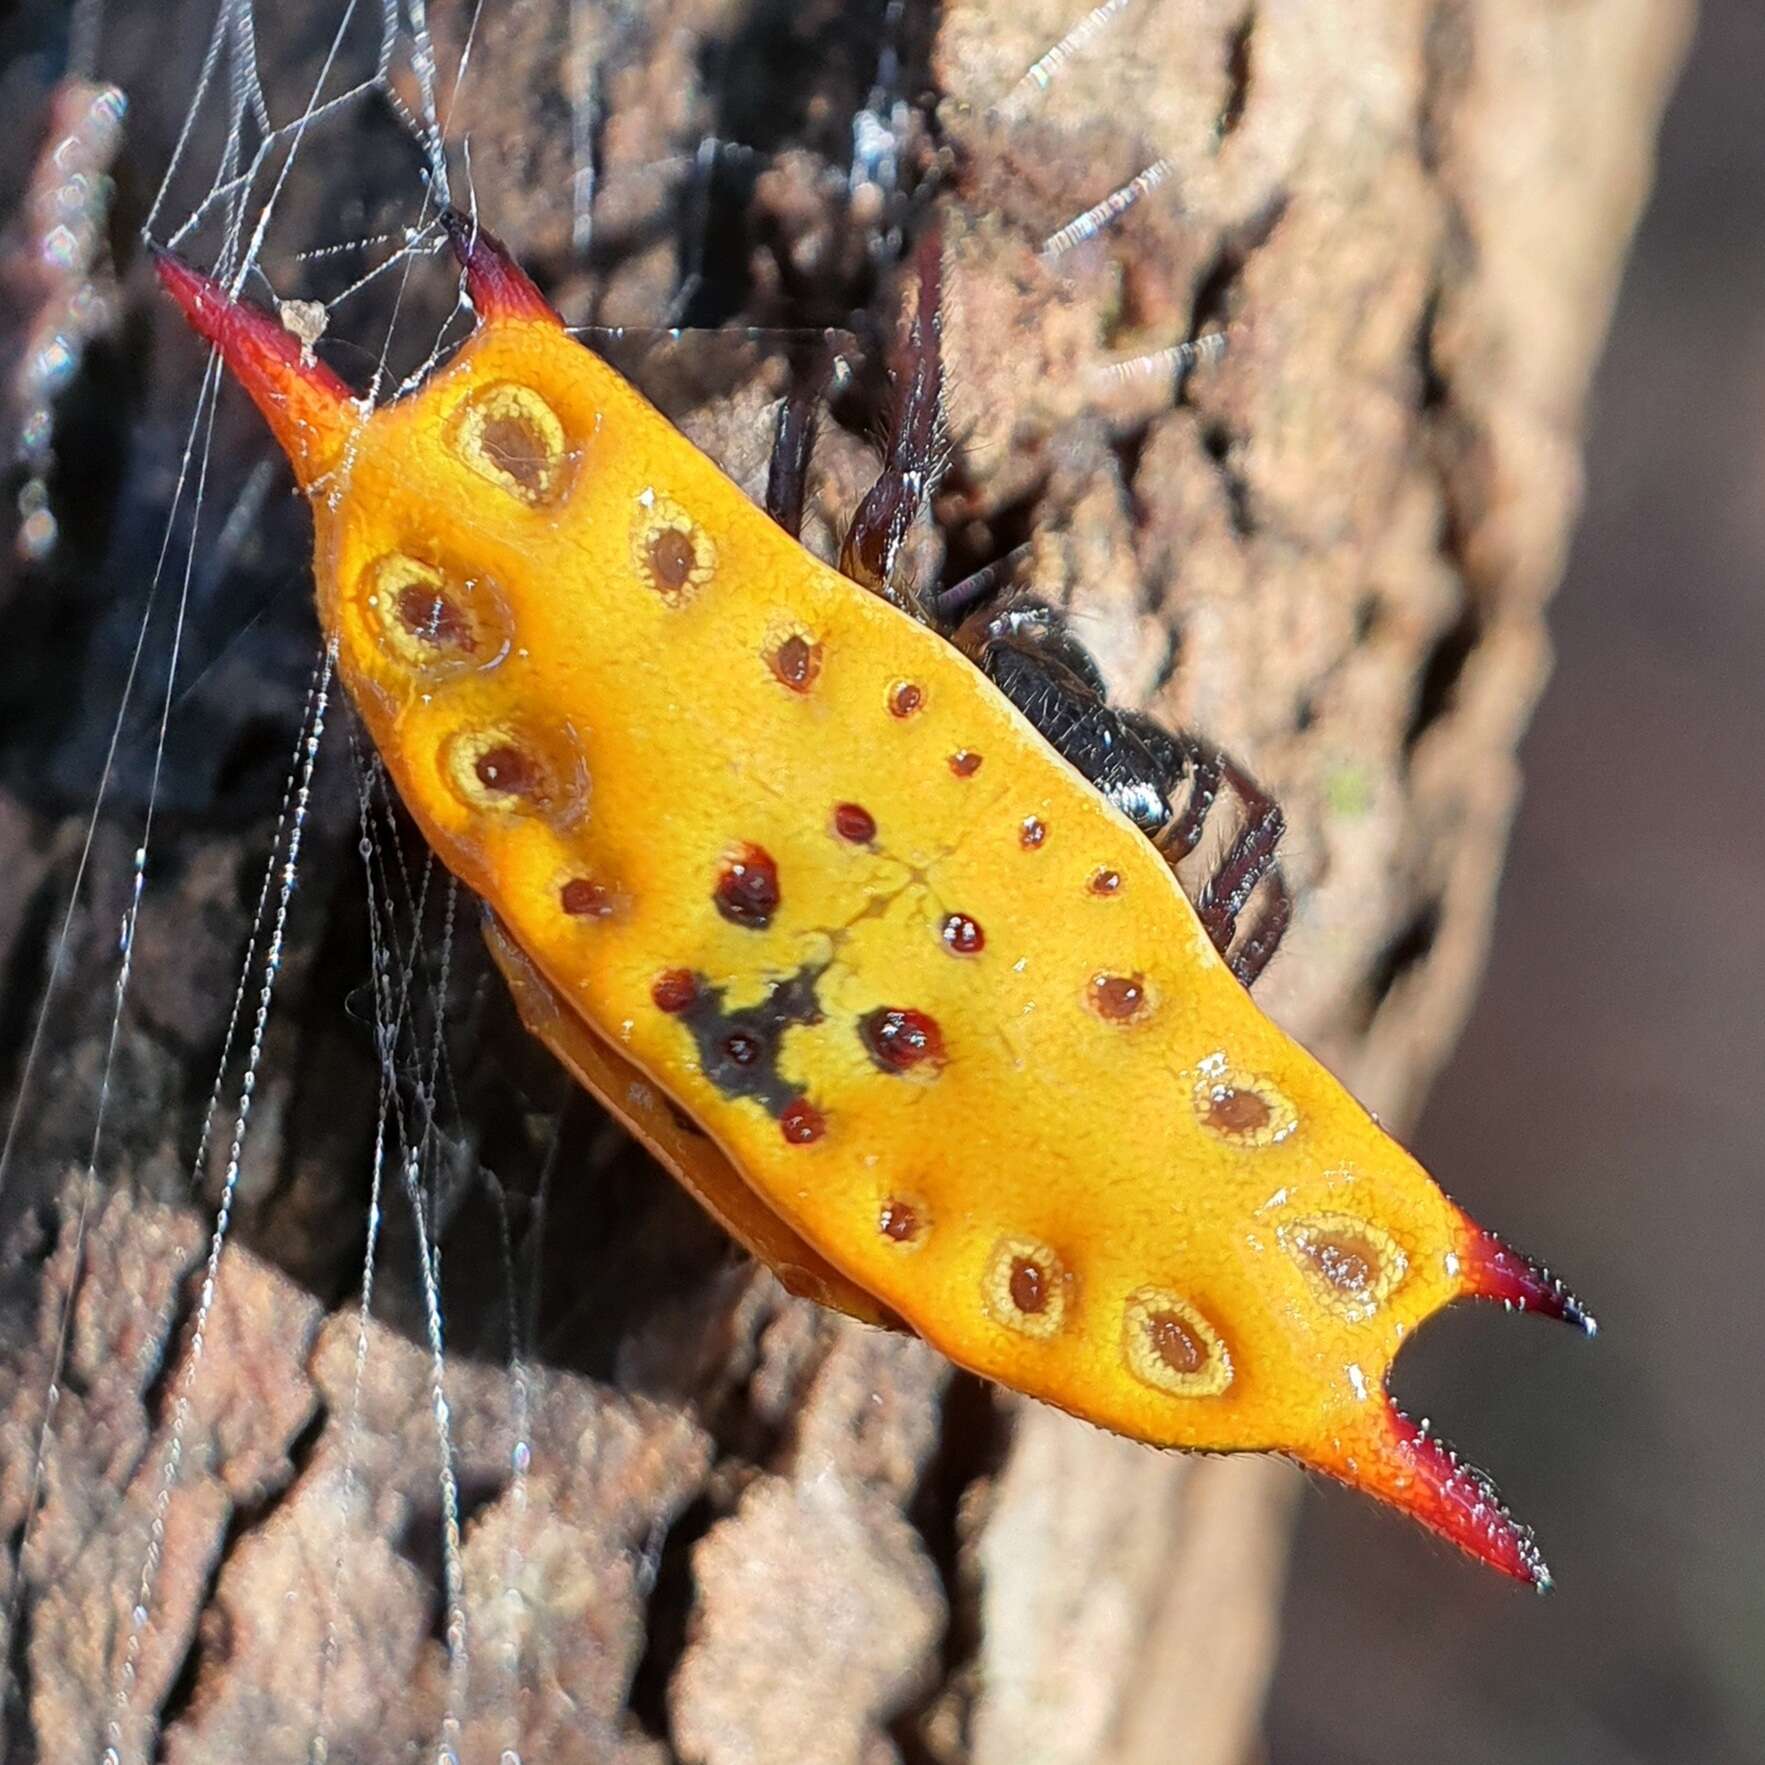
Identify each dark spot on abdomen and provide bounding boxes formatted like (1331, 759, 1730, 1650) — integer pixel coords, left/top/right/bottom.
(860, 1007, 945, 1073)
(672, 964, 826, 1118)
(715, 844, 781, 929)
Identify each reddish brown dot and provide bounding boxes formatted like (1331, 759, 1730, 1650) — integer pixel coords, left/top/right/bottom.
(889, 680, 924, 718)
(394, 583, 472, 649)
(860, 1007, 946, 1073)
(1020, 816, 1047, 849)
(651, 969, 699, 1014)
(1205, 1086, 1272, 1135)
(1089, 972, 1146, 1020)
(1008, 1257, 1048, 1315)
(477, 411, 555, 495)
(1090, 868, 1122, 895)
(559, 877, 614, 919)
(721, 1030, 762, 1067)
(940, 913, 985, 956)
(833, 802, 877, 844)
(780, 1097, 825, 1145)
(714, 844, 780, 929)
(770, 633, 822, 692)
(1299, 1231, 1377, 1296)
(1147, 1310, 1206, 1375)
(649, 527, 697, 592)
(879, 1199, 922, 1243)
(949, 749, 983, 777)
(473, 743, 544, 801)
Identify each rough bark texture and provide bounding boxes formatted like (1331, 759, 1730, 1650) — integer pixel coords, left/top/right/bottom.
(0, 2, 1686, 1762)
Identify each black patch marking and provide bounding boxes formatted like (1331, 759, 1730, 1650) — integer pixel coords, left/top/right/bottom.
(678, 964, 825, 1117)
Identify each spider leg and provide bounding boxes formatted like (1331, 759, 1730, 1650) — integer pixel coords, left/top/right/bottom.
(1185, 753, 1292, 988)
(765, 375, 820, 540)
(1227, 872, 1292, 990)
(1160, 735, 1221, 858)
(838, 222, 946, 607)
(929, 542, 1033, 632)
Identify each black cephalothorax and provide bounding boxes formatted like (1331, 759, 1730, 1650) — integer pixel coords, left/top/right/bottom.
(953, 599, 1291, 987)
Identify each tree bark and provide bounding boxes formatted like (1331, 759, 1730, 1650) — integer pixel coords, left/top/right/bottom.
(0, 1, 1688, 1761)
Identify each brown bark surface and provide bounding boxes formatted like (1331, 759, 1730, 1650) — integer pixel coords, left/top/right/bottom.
(0, 2, 1687, 1761)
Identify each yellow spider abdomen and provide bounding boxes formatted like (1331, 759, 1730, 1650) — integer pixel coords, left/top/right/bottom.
(156, 213, 1592, 1588)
